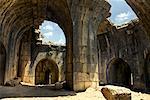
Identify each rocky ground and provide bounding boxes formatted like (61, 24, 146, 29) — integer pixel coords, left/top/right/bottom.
(0, 85, 149, 100)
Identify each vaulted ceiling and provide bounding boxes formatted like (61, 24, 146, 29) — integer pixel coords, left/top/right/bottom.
(0, 0, 72, 47)
(126, 0, 150, 37)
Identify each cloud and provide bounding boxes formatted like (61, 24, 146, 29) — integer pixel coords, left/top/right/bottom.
(116, 12, 130, 20)
(115, 12, 131, 23)
(43, 32, 53, 37)
(39, 20, 66, 45)
(43, 25, 54, 31)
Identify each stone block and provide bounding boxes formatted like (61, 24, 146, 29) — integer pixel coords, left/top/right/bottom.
(87, 64, 98, 73)
(82, 64, 87, 73)
(74, 63, 83, 72)
(84, 81, 92, 89)
(54, 82, 63, 90)
(84, 73, 90, 82)
(101, 86, 131, 100)
(91, 81, 98, 88)
(23, 76, 30, 83)
(89, 73, 98, 81)
(5, 77, 21, 87)
(74, 72, 84, 82)
(74, 81, 85, 92)
(80, 54, 87, 63)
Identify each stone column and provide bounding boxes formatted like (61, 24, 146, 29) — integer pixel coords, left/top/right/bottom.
(17, 31, 32, 83)
(70, 0, 111, 91)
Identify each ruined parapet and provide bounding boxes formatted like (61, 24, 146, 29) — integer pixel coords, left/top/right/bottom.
(125, 0, 150, 37)
(116, 19, 139, 29)
(97, 19, 150, 91)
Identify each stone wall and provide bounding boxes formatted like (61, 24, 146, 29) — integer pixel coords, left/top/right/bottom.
(97, 20, 150, 91)
(22, 44, 66, 85)
(125, 0, 150, 37)
(70, 0, 111, 91)
(0, 0, 150, 92)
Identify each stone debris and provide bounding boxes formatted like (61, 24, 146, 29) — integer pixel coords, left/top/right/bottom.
(101, 85, 131, 100)
(0, 0, 150, 92)
(5, 78, 21, 87)
(54, 81, 66, 90)
(0, 85, 149, 100)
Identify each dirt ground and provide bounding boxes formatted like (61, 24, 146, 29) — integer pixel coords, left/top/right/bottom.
(0, 85, 149, 100)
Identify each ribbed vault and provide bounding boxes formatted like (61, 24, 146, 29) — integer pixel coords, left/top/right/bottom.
(0, 0, 73, 89)
(125, 0, 150, 37)
(0, 0, 72, 46)
(1, 0, 150, 92)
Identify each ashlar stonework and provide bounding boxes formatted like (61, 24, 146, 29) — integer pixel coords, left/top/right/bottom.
(0, 0, 150, 92)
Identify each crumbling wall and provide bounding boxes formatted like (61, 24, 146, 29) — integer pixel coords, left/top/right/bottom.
(22, 44, 66, 85)
(98, 20, 150, 91)
(125, 0, 150, 37)
(0, 0, 111, 91)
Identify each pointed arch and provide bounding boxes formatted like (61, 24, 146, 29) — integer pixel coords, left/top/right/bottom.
(107, 58, 131, 87)
(35, 59, 59, 85)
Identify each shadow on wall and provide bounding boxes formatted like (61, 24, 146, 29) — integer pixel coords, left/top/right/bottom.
(144, 53, 150, 91)
(0, 42, 6, 85)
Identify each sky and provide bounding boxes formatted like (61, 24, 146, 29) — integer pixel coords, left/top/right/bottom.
(108, 0, 138, 25)
(39, 21, 66, 45)
(40, 0, 138, 45)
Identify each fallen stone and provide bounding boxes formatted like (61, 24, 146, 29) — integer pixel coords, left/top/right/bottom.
(20, 82, 35, 86)
(101, 85, 131, 100)
(5, 77, 21, 87)
(54, 82, 63, 90)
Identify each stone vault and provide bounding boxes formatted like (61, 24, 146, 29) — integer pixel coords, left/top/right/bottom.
(0, 0, 150, 92)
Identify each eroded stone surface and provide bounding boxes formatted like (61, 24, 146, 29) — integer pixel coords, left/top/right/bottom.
(97, 19, 150, 91)
(101, 86, 131, 100)
(126, 0, 150, 37)
(0, 0, 150, 92)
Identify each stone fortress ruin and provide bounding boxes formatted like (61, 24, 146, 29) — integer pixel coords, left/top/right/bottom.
(0, 0, 150, 97)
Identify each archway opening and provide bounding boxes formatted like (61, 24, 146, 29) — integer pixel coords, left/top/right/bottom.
(108, 0, 138, 26)
(35, 59, 59, 85)
(107, 58, 131, 87)
(37, 20, 66, 46)
(0, 0, 73, 89)
(0, 42, 6, 85)
(33, 20, 66, 84)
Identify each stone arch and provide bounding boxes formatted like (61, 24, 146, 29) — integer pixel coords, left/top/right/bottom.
(0, 0, 113, 91)
(107, 58, 131, 87)
(0, 42, 6, 85)
(35, 59, 59, 85)
(0, 0, 73, 89)
(28, 52, 63, 85)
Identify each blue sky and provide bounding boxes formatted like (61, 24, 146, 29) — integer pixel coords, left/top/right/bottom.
(40, 0, 137, 45)
(39, 21, 66, 45)
(108, 0, 137, 25)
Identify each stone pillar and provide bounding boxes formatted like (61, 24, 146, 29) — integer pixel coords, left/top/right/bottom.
(70, 0, 111, 91)
(17, 31, 32, 82)
(65, 33, 73, 90)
